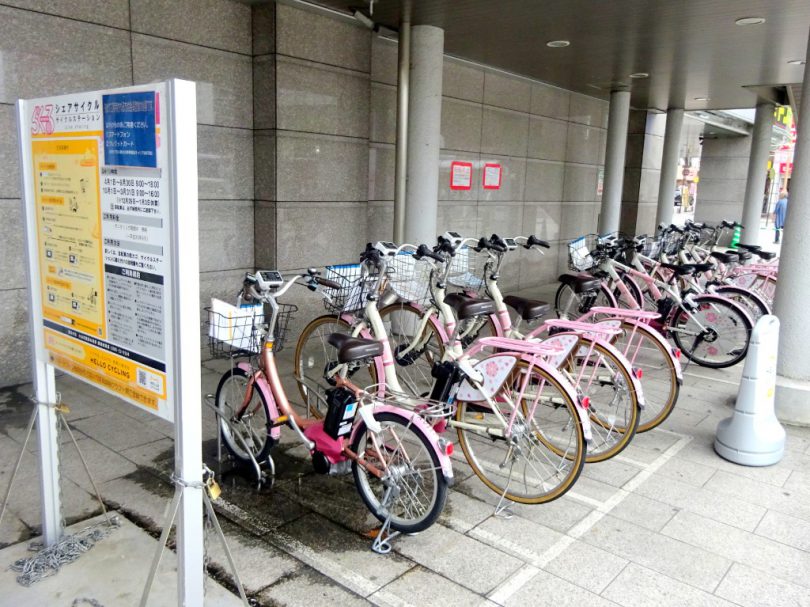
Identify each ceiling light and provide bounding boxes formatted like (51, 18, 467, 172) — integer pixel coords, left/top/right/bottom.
(629, 72, 649, 79)
(735, 16, 766, 26)
(694, 96, 710, 101)
(788, 59, 807, 65)
(546, 40, 570, 48)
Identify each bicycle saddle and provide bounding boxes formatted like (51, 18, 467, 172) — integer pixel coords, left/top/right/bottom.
(660, 263, 695, 276)
(503, 295, 550, 321)
(737, 243, 761, 252)
(558, 273, 602, 293)
(737, 250, 753, 261)
(690, 263, 714, 274)
(710, 251, 738, 264)
(754, 250, 776, 261)
(327, 333, 384, 363)
(444, 293, 497, 320)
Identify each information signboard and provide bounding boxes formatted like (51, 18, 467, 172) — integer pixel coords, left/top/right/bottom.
(450, 160, 473, 190)
(20, 84, 173, 421)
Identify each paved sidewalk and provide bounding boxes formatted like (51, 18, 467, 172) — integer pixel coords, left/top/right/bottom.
(1, 284, 809, 606)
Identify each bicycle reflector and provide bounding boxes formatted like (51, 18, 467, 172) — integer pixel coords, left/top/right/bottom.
(581, 396, 591, 409)
(633, 368, 643, 379)
(438, 438, 454, 456)
(673, 348, 682, 360)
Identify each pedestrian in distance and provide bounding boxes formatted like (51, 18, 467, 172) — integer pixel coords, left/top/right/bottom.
(773, 189, 788, 244)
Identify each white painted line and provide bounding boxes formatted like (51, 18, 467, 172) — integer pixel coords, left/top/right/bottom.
(486, 432, 693, 605)
(682, 371, 741, 386)
(613, 454, 650, 468)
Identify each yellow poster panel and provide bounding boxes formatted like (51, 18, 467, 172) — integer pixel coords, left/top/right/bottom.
(44, 329, 166, 409)
(32, 138, 105, 339)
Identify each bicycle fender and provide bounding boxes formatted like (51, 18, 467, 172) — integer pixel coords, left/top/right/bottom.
(517, 354, 593, 444)
(693, 293, 755, 327)
(236, 362, 282, 440)
(583, 334, 646, 410)
(618, 319, 683, 385)
(349, 404, 454, 484)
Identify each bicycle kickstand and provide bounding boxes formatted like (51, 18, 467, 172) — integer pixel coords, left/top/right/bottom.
(370, 485, 400, 555)
(494, 456, 516, 519)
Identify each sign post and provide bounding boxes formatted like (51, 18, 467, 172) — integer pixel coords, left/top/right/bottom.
(17, 79, 202, 604)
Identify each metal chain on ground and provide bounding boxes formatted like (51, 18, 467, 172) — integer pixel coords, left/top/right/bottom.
(9, 518, 121, 586)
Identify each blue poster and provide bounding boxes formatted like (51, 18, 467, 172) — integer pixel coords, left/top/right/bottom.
(102, 92, 157, 168)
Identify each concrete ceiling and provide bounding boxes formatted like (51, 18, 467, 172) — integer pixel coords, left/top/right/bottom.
(310, 0, 809, 111)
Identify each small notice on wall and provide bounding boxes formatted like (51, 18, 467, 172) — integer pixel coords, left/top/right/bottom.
(450, 161, 473, 190)
(483, 163, 502, 190)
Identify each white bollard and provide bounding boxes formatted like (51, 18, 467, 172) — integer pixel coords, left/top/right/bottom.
(715, 315, 785, 466)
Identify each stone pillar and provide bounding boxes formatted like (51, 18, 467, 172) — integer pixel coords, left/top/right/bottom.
(741, 102, 774, 245)
(656, 108, 684, 226)
(599, 89, 631, 233)
(774, 33, 810, 424)
(404, 25, 443, 245)
(620, 110, 665, 236)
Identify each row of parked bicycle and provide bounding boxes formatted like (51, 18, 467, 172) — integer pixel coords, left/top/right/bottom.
(205, 219, 779, 552)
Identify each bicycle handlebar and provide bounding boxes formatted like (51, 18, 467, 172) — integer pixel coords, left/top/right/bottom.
(415, 243, 445, 263)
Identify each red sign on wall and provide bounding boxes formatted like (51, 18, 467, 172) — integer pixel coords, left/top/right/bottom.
(450, 161, 473, 190)
(482, 163, 502, 190)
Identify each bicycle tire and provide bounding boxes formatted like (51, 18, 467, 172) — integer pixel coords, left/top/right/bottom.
(670, 295, 752, 368)
(455, 359, 586, 504)
(615, 272, 644, 309)
(555, 281, 615, 318)
(352, 411, 448, 534)
(611, 321, 680, 433)
(377, 303, 445, 398)
(294, 314, 378, 417)
(563, 337, 640, 463)
(215, 366, 274, 465)
(714, 285, 770, 324)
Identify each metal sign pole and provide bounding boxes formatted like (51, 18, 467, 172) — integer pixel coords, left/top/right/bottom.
(166, 79, 204, 606)
(17, 100, 63, 546)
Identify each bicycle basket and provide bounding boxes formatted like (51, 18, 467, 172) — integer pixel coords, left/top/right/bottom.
(322, 263, 379, 314)
(205, 301, 297, 357)
(568, 235, 600, 271)
(638, 236, 662, 259)
(660, 230, 683, 256)
(387, 251, 432, 304)
(447, 246, 487, 292)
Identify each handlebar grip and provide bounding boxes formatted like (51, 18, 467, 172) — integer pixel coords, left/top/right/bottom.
(416, 243, 445, 263)
(314, 276, 341, 290)
(527, 235, 550, 249)
(489, 234, 507, 252)
(435, 236, 456, 255)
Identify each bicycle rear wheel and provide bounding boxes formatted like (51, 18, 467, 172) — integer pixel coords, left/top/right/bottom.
(555, 282, 614, 318)
(455, 359, 585, 504)
(215, 366, 274, 465)
(670, 296, 752, 368)
(563, 338, 640, 462)
(611, 322, 680, 432)
(714, 285, 769, 324)
(294, 314, 378, 417)
(352, 411, 447, 534)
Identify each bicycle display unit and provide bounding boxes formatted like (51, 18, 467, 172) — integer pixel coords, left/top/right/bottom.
(203, 219, 778, 553)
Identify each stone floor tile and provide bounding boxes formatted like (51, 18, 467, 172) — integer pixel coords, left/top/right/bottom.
(396, 523, 522, 595)
(0, 511, 31, 548)
(502, 568, 619, 607)
(581, 515, 731, 592)
(11, 474, 101, 531)
(567, 475, 620, 504)
(607, 492, 679, 532)
(704, 470, 810, 522)
(661, 510, 810, 589)
(582, 458, 642, 488)
(60, 437, 138, 490)
(754, 509, 810, 552)
(71, 411, 167, 452)
(654, 454, 717, 487)
(372, 566, 486, 607)
(471, 512, 564, 563)
(602, 562, 736, 607)
(100, 471, 176, 529)
(783, 469, 810, 498)
(678, 441, 792, 487)
(278, 513, 413, 592)
(544, 538, 627, 594)
(120, 438, 175, 470)
(257, 569, 372, 606)
(509, 494, 594, 534)
(636, 473, 766, 531)
(439, 488, 495, 533)
(715, 563, 810, 607)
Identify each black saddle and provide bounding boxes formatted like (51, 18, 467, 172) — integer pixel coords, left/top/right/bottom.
(755, 250, 776, 261)
(504, 295, 550, 321)
(737, 250, 753, 261)
(710, 251, 738, 264)
(558, 273, 601, 293)
(737, 243, 761, 253)
(660, 262, 695, 276)
(444, 293, 497, 320)
(327, 333, 383, 363)
(691, 263, 714, 274)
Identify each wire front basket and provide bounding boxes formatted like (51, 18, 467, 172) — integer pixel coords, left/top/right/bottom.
(360, 386, 457, 420)
(568, 234, 601, 272)
(637, 235, 662, 259)
(205, 303, 297, 358)
(660, 230, 684, 257)
(322, 263, 380, 314)
(447, 246, 488, 292)
(387, 251, 432, 304)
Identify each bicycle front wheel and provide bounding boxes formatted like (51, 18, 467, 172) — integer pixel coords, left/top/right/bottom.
(352, 411, 448, 534)
(378, 303, 445, 398)
(455, 360, 585, 504)
(294, 314, 378, 417)
(714, 285, 770, 325)
(215, 366, 273, 465)
(670, 296, 752, 368)
(555, 281, 614, 318)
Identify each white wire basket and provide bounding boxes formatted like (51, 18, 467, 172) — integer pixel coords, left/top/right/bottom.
(322, 263, 379, 314)
(447, 246, 487, 291)
(387, 251, 432, 304)
(567, 234, 600, 272)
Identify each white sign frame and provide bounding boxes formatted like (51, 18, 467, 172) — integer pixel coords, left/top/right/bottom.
(17, 79, 203, 605)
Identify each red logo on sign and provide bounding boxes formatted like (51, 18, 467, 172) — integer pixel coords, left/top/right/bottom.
(31, 105, 55, 135)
